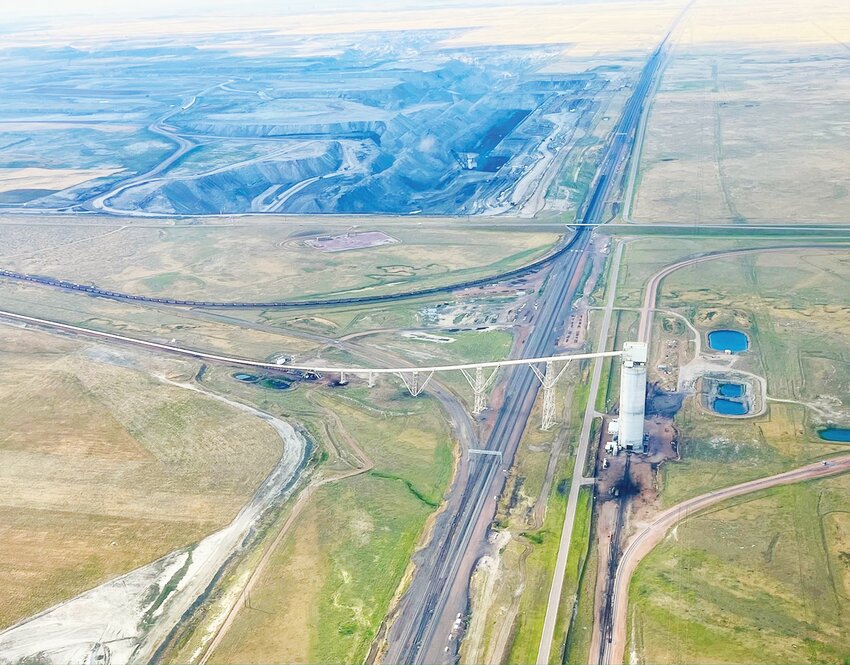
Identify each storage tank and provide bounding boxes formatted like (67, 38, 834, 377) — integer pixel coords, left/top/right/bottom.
(618, 342, 647, 450)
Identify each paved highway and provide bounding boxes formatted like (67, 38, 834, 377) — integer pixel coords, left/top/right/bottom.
(381, 29, 672, 665)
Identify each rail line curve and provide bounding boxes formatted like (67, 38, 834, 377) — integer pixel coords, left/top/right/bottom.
(0, 228, 585, 310)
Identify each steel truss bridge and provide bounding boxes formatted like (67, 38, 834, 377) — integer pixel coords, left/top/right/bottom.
(0, 309, 622, 431)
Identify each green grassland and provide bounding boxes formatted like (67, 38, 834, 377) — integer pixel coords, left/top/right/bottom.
(596, 308, 639, 413)
(561, 494, 599, 665)
(630, 474, 850, 664)
(620, 244, 850, 663)
(353, 327, 515, 411)
(655, 249, 850, 505)
(613, 237, 811, 309)
(192, 367, 455, 662)
(358, 328, 514, 367)
(461, 362, 593, 665)
(255, 298, 429, 338)
(551, 486, 594, 665)
(207, 473, 439, 663)
(505, 448, 573, 665)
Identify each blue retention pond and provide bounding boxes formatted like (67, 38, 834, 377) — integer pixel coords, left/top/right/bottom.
(718, 383, 744, 398)
(819, 428, 850, 443)
(708, 329, 749, 353)
(713, 398, 748, 416)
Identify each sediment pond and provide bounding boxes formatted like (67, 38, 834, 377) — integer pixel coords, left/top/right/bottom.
(707, 329, 749, 353)
(718, 382, 744, 398)
(232, 373, 291, 390)
(819, 427, 850, 443)
(713, 397, 749, 416)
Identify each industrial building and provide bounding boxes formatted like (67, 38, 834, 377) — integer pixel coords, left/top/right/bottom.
(617, 341, 648, 451)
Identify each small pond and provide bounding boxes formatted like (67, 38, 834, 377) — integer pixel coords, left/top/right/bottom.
(707, 329, 749, 353)
(232, 373, 291, 390)
(718, 382, 744, 398)
(260, 377, 291, 390)
(819, 428, 850, 443)
(713, 398, 748, 416)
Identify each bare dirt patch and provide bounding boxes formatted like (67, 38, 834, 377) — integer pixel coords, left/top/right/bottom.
(304, 230, 399, 253)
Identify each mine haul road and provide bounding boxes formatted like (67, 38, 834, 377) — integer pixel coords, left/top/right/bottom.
(600, 454, 850, 665)
(381, 34, 670, 665)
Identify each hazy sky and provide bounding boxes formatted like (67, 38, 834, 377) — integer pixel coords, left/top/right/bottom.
(3, 0, 563, 21)
(3, 0, 383, 18)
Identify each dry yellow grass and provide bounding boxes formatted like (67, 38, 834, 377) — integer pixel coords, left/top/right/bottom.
(633, 0, 850, 224)
(0, 168, 120, 193)
(3, 2, 682, 56)
(0, 326, 282, 629)
(0, 276, 321, 363)
(0, 221, 558, 302)
(208, 495, 323, 663)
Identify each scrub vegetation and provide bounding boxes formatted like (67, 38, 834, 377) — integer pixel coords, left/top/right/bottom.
(630, 0, 850, 226)
(461, 364, 592, 665)
(0, 219, 559, 302)
(192, 371, 454, 663)
(655, 248, 850, 505)
(629, 475, 850, 664)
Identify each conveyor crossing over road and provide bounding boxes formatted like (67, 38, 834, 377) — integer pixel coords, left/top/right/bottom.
(382, 23, 675, 665)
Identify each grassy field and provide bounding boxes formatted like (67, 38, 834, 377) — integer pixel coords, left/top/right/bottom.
(616, 243, 850, 662)
(596, 308, 639, 413)
(630, 0, 850, 225)
(354, 327, 515, 411)
(504, 459, 572, 665)
(0, 218, 559, 301)
(196, 377, 454, 662)
(629, 474, 850, 664)
(561, 501, 598, 665)
(362, 328, 514, 366)
(0, 326, 282, 630)
(206, 474, 438, 663)
(253, 297, 431, 339)
(550, 485, 593, 665)
(612, 237, 809, 309)
(460, 362, 593, 665)
(653, 248, 850, 505)
(0, 278, 322, 361)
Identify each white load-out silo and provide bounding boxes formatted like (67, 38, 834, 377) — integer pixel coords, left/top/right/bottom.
(618, 341, 647, 450)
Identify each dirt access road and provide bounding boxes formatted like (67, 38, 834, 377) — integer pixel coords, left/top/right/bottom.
(601, 454, 850, 665)
(637, 245, 850, 343)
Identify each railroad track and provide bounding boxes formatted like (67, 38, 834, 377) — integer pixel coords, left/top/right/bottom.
(0, 231, 582, 310)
